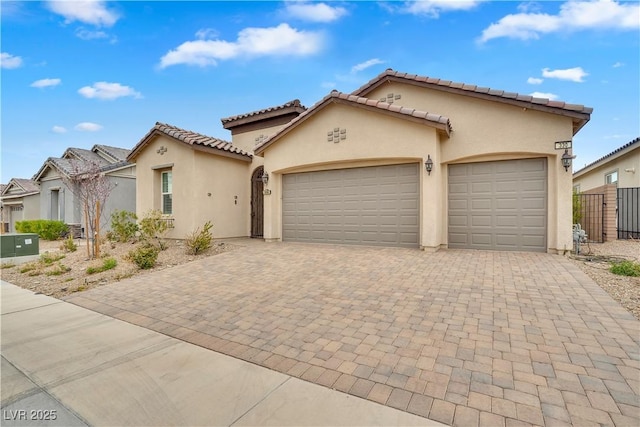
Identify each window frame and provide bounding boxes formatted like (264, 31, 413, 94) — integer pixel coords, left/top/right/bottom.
(161, 170, 173, 215)
(605, 169, 618, 186)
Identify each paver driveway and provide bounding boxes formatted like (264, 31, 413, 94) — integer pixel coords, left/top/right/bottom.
(66, 241, 640, 426)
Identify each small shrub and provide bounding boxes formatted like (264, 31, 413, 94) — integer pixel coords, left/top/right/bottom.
(40, 252, 65, 265)
(139, 209, 170, 250)
(110, 210, 139, 243)
(15, 220, 68, 240)
(185, 221, 213, 255)
(86, 257, 118, 274)
(46, 263, 71, 276)
(127, 244, 159, 270)
(60, 235, 78, 252)
(610, 260, 640, 277)
(0, 263, 16, 269)
(19, 263, 38, 273)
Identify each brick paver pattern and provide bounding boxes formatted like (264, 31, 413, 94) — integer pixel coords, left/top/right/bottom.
(66, 241, 640, 426)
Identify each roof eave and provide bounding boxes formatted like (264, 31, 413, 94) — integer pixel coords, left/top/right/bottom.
(221, 105, 307, 130)
(573, 139, 640, 178)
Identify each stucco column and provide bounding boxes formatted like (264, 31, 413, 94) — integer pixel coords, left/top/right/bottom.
(262, 171, 281, 242)
(421, 155, 442, 251)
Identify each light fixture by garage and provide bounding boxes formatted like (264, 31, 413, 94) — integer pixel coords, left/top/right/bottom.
(425, 155, 434, 175)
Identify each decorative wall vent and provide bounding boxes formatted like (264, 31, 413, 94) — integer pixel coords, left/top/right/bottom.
(327, 128, 347, 143)
(379, 93, 401, 104)
(157, 146, 167, 155)
(254, 134, 267, 145)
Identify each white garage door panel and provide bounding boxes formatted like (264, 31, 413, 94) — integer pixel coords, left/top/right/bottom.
(283, 164, 419, 248)
(448, 158, 547, 252)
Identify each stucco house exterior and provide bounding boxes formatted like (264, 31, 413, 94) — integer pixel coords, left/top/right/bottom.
(0, 178, 40, 233)
(131, 69, 592, 253)
(33, 144, 136, 235)
(572, 137, 640, 192)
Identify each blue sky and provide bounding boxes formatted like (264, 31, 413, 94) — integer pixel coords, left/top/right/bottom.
(1, 0, 639, 183)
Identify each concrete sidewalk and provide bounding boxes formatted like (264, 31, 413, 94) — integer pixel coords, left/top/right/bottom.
(0, 281, 443, 426)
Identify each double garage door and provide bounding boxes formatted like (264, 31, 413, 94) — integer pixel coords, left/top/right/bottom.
(448, 158, 547, 252)
(282, 164, 419, 248)
(281, 158, 547, 251)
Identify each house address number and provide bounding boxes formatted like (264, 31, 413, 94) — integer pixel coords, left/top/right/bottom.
(554, 140, 572, 150)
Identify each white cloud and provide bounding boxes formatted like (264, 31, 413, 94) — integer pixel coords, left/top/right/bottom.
(527, 77, 543, 84)
(542, 67, 588, 82)
(321, 81, 336, 89)
(351, 58, 385, 74)
(404, 0, 486, 17)
(30, 78, 61, 88)
(46, 0, 119, 27)
(530, 91, 559, 100)
(612, 61, 624, 68)
(480, 0, 640, 43)
(74, 122, 103, 132)
(52, 125, 67, 134)
(1, 52, 23, 69)
(78, 82, 142, 100)
(195, 28, 219, 40)
(160, 23, 323, 68)
(285, 1, 348, 22)
(74, 27, 113, 41)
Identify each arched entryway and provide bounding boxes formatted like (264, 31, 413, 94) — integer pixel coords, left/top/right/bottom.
(251, 166, 264, 238)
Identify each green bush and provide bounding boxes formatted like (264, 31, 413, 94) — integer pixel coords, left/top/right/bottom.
(86, 257, 118, 275)
(15, 220, 68, 240)
(127, 244, 159, 270)
(610, 260, 640, 277)
(110, 210, 139, 243)
(185, 221, 213, 255)
(139, 209, 169, 250)
(572, 189, 582, 225)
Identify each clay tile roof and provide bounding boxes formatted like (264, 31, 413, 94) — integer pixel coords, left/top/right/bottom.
(254, 91, 452, 155)
(128, 122, 252, 162)
(573, 137, 640, 176)
(352, 69, 593, 134)
(220, 99, 307, 125)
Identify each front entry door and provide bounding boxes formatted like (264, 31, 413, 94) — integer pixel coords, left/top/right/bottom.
(251, 167, 264, 238)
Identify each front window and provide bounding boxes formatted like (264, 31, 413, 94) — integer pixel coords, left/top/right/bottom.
(161, 171, 172, 214)
(605, 170, 618, 185)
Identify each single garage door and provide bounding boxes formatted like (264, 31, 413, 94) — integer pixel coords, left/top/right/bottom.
(283, 164, 419, 247)
(448, 158, 547, 252)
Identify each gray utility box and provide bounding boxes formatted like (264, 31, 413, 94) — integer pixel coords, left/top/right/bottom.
(1, 233, 40, 258)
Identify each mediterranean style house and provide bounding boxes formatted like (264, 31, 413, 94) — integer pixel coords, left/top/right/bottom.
(32, 144, 136, 235)
(129, 69, 593, 253)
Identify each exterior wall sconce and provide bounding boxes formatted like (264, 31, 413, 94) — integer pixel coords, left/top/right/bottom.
(425, 155, 434, 175)
(561, 149, 575, 172)
(261, 171, 269, 186)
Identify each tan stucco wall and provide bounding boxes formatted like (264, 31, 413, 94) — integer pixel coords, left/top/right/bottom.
(260, 102, 442, 248)
(262, 84, 582, 253)
(133, 135, 252, 239)
(231, 123, 292, 154)
(573, 147, 640, 191)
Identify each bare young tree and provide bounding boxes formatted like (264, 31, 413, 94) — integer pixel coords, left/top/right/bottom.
(62, 160, 114, 259)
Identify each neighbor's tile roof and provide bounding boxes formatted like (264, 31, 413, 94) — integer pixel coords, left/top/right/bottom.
(254, 90, 452, 155)
(221, 99, 307, 126)
(63, 147, 111, 168)
(573, 137, 640, 177)
(93, 144, 132, 162)
(12, 178, 40, 193)
(127, 122, 252, 162)
(353, 69, 593, 132)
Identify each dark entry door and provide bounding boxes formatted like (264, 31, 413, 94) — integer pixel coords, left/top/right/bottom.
(251, 167, 264, 238)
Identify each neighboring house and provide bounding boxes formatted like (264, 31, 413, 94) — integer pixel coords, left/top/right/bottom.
(572, 137, 640, 192)
(572, 138, 640, 240)
(0, 178, 40, 233)
(131, 69, 593, 253)
(32, 144, 136, 235)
